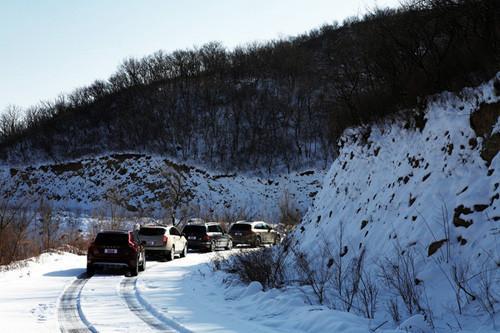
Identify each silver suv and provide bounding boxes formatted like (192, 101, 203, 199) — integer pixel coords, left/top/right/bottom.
(138, 225, 187, 261)
(229, 221, 280, 247)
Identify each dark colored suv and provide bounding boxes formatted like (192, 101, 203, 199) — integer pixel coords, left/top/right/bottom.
(182, 222, 232, 251)
(87, 231, 146, 276)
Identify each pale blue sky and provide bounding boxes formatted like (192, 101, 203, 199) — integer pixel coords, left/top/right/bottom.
(0, 0, 399, 111)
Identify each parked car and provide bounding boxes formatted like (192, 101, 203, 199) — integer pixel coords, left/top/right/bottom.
(182, 221, 232, 252)
(229, 221, 281, 247)
(138, 225, 187, 261)
(87, 230, 146, 276)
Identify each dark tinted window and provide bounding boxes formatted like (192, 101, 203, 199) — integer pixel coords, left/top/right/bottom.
(230, 224, 251, 231)
(182, 225, 206, 234)
(95, 233, 129, 245)
(170, 227, 180, 236)
(208, 225, 221, 232)
(139, 227, 166, 236)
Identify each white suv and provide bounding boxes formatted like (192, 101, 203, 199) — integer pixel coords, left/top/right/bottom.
(138, 225, 187, 261)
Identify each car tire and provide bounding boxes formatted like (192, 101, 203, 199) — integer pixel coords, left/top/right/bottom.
(139, 253, 146, 272)
(130, 261, 139, 276)
(86, 264, 95, 276)
(273, 235, 280, 245)
(167, 247, 175, 261)
(209, 241, 216, 252)
(225, 240, 233, 250)
(180, 245, 187, 258)
(254, 236, 261, 248)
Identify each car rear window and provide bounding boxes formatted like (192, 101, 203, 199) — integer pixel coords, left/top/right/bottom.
(95, 233, 129, 245)
(183, 225, 206, 234)
(139, 227, 166, 236)
(230, 224, 251, 231)
(207, 225, 221, 232)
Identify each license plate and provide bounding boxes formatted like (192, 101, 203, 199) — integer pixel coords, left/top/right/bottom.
(104, 248, 118, 254)
(235, 232, 242, 236)
(149, 241, 156, 245)
(188, 236, 196, 240)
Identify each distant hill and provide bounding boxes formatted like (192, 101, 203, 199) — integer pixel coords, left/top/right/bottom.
(1, 0, 498, 172)
(0, 154, 324, 220)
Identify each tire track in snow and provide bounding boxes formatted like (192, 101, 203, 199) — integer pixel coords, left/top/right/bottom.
(120, 276, 192, 333)
(58, 273, 96, 333)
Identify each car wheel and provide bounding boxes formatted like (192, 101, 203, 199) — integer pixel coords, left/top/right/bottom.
(86, 264, 95, 276)
(167, 247, 175, 261)
(180, 244, 187, 258)
(130, 260, 139, 276)
(139, 253, 146, 272)
(273, 235, 280, 245)
(225, 240, 233, 250)
(254, 236, 261, 248)
(209, 241, 216, 252)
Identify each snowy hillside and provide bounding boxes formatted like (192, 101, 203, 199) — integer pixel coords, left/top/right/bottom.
(293, 75, 500, 331)
(0, 154, 323, 220)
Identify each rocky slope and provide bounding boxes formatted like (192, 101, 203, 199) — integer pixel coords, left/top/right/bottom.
(292, 74, 500, 332)
(0, 154, 323, 220)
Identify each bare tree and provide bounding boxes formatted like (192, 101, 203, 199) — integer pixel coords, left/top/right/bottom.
(37, 199, 60, 251)
(0, 105, 23, 138)
(279, 190, 302, 230)
(157, 166, 193, 225)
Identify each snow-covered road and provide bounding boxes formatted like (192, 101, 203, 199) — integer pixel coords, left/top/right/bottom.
(0, 251, 292, 333)
(0, 250, 385, 333)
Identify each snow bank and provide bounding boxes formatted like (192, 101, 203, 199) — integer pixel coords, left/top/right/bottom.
(0, 252, 86, 332)
(291, 75, 500, 331)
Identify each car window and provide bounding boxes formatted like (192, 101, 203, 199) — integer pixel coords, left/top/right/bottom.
(230, 224, 251, 231)
(169, 227, 180, 236)
(254, 223, 265, 230)
(183, 225, 206, 234)
(139, 227, 166, 236)
(208, 225, 220, 233)
(95, 233, 129, 245)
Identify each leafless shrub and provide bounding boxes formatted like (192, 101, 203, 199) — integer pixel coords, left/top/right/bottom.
(476, 268, 499, 317)
(218, 244, 290, 290)
(387, 299, 401, 324)
(378, 247, 423, 316)
(450, 262, 476, 314)
(0, 192, 38, 265)
(358, 271, 379, 319)
(340, 249, 366, 312)
(292, 242, 335, 305)
(209, 252, 230, 272)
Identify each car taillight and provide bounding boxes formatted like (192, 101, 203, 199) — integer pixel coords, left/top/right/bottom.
(128, 241, 138, 253)
(202, 234, 211, 241)
(163, 235, 168, 244)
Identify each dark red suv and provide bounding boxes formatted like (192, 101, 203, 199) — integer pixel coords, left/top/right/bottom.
(87, 231, 146, 276)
